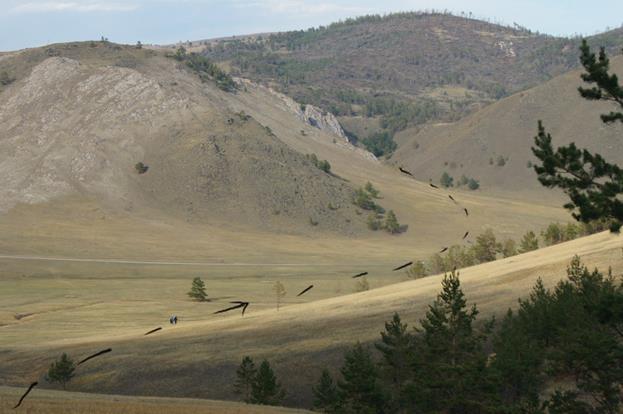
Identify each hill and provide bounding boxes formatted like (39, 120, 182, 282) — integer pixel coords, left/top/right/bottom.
(391, 55, 623, 198)
(201, 13, 623, 150)
(1, 231, 620, 409)
(0, 42, 364, 236)
(0, 41, 569, 264)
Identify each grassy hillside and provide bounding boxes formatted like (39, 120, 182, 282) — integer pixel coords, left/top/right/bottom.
(0, 42, 363, 236)
(391, 56, 623, 198)
(201, 13, 623, 150)
(1, 232, 620, 409)
(0, 387, 311, 413)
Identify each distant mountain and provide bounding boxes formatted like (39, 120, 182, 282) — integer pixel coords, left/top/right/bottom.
(391, 55, 623, 197)
(201, 12, 623, 147)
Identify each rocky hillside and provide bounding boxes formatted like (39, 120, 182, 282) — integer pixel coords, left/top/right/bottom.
(391, 56, 623, 197)
(0, 42, 365, 235)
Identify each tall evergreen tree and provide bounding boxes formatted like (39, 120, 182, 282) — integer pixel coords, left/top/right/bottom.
(532, 40, 623, 231)
(234, 356, 257, 403)
(375, 313, 414, 413)
(412, 270, 496, 413)
(251, 360, 285, 405)
(337, 342, 386, 414)
(313, 369, 340, 413)
(46, 353, 76, 390)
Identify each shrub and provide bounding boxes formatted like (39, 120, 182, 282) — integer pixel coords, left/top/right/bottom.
(467, 178, 480, 190)
(367, 213, 381, 231)
(541, 223, 564, 246)
(384, 210, 400, 234)
(457, 175, 469, 187)
(355, 277, 370, 292)
(406, 261, 428, 279)
(364, 182, 380, 198)
(500, 239, 517, 258)
(135, 162, 149, 174)
(440, 172, 454, 188)
(497, 155, 507, 166)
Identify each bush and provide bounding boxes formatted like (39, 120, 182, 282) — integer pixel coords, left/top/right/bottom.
(440, 171, 454, 188)
(135, 162, 149, 174)
(541, 223, 564, 246)
(497, 155, 507, 166)
(171, 48, 237, 92)
(367, 213, 381, 231)
(457, 175, 469, 187)
(384, 210, 400, 234)
(364, 182, 380, 198)
(500, 239, 517, 258)
(406, 261, 428, 279)
(306, 153, 331, 173)
(355, 277, 370, 292)
(46, 353, 75, 389)
(467, 178, 480, 190)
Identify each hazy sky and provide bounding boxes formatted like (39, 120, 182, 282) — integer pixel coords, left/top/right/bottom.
(1, 0, 623, 51)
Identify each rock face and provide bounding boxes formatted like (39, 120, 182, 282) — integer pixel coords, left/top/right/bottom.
(302, 105, 347, 140)
(235, 77, 348, 142)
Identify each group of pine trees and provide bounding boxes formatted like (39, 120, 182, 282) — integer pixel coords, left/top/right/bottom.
(355, 182, 403, 234)
(234, 356, 285, 405)
(313, 258, 623, 413)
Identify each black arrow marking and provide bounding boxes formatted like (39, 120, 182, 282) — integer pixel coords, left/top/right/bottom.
(399, 167, 413, 177)
(352, 272, 368, 278)
(463, 231, 469, 239)
(296, 285, 314, 297)
(463, 208, 469, 216)
(392, 261, 413, 271)
(144, 327, 162, 336)
(430, 183, 439, 189)
(214, 301, 250, 316)
(13, 382, 37, 409)
(440, 247, 449, 253)
(77, 348, 111, 366)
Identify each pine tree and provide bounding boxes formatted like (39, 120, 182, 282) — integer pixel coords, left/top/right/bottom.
(532, 40, 623, 231)
(518, 231, 539, 253)
(473, 229, 498, 263)
(46, 353, 75, 389)
(384, 210, 400, 234)
(187, 277, 208, 301)
(273, 281, 286, 310)
(234, 356, 257, 403)
(313, 369, 340, 413)
(251, 360, 285, 405)
(375, 313, 414, 412)
(337, 342, 386, 413)
(413, 270, 495, 413)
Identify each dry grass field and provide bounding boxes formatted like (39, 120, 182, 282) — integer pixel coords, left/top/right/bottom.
(0, 386, 311, 413)
(1, 231, 621, 408)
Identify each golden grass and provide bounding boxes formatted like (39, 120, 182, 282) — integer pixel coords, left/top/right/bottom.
(0, 387, 311, 414)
